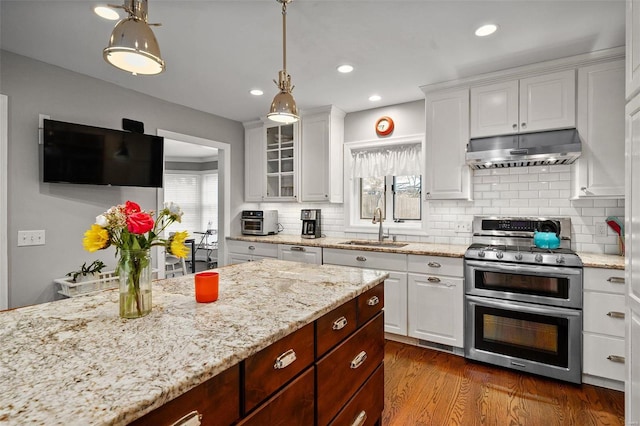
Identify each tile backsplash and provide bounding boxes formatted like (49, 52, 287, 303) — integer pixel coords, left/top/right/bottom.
(254, 164, 624, 255)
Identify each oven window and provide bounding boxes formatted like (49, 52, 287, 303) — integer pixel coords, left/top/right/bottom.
(475, 270, 569, 299)
(474, 305, 568, 367)
(242, 220, 263, 232)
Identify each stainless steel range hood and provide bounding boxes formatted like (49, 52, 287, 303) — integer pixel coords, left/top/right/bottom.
(465, 129, 582, 169)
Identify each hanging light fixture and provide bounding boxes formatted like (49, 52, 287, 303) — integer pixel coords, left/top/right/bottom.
(267, 0, 299, 123)
(103, 0, 165, 76)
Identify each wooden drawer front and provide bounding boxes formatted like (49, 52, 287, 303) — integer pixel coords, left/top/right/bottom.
(357, 283, 384, 327)
(323, 248, 407, 271)
(407, 255, 463, 277)
(130, 364, 240, 426)
(328, 363, 384, 426)
(239, 367, 314, 426)
(316, 299, 358, 358)
(583, 333, 626, 382)
(583, 267, 625, 294)
(317, 313, 384, 426)
(227, 240, 278, 258)
(244, 322, 314, 412)
(583, 292, 626, 337)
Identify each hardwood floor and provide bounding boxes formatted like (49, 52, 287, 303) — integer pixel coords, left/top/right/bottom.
(383, 341, 624, 426)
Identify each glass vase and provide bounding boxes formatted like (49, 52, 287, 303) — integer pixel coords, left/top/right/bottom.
(118, 249, 152, 319)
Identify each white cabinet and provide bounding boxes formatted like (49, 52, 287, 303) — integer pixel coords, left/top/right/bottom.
(582, 267, 626, 389)
(300, 106, 345, 202)
(407, 255, 464, 348)
(627, 0, 640, 99)
(242, 120, 300, 202)
(323, 248, 408, 336)
(278, 244, 322, 265)
(574, 60, 625, 198)
(470, 70, 576, 138)
(424, 88, 472, 200)
(226, 240, 278, 265)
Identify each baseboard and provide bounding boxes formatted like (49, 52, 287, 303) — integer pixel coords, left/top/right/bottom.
(384, 333, 464, 357)
(582, 374, 625, 392)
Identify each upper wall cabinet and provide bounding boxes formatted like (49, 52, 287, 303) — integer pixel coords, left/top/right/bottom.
(244, 121, 265, 202)
(300, 106, 345, 203)
(470, 69, 576, 138)
(573, 60, 625, 198)
(424, 88, 472, 200)
(627, 0, 640, 99)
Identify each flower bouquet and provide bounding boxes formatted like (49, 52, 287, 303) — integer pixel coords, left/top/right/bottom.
(83, 200, 188, 318)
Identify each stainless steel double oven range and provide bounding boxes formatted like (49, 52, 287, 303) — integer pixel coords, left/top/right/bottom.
(464, 216, 583, 384)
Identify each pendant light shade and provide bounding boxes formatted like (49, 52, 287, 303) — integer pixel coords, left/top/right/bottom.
(103, 0, 165, 75)
(267, 0, 299, 123)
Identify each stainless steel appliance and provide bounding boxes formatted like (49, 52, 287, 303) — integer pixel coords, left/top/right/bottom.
(301, 209, 321, 239)
(241, 210, 278, 236)
(464, 216, 583, 384)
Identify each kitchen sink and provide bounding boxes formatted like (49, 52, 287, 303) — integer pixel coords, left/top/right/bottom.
(339, 240, 409, 248)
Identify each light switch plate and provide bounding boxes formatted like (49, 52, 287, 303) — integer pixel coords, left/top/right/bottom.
(596, 222, 608, 237)
(18, 230, 46, 246)
(455, 222, 471, 233)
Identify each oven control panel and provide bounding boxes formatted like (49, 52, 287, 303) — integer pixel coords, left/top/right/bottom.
(483, 219, 534, 232)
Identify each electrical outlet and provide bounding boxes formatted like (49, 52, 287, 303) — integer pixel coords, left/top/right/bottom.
(17, 230, 46, 246)
(596, 222, 608, 237)
(455, 222, 471, 233)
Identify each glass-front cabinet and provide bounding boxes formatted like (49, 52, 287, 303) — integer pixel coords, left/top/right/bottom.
(265, 123, 297, 200)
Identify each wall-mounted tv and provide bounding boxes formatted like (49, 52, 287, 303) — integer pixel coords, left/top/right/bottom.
(43, 119, 164, 188)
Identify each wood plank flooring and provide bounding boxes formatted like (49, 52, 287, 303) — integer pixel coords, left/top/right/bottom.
(383, 341, 624, 426)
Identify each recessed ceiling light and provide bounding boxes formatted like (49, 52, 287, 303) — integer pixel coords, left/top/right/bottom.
(94, 5, 120, 21)
(337, 64, 354, 73)
(249, 89, 264, 96)
(475, 24, 498, 37)
(369, 95, 381, 102)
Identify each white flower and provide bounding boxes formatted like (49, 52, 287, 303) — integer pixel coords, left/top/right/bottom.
(95, 214, 108, 227)
(165, 201, 183, 217)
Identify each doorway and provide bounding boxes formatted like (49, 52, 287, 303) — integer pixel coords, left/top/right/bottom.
(157, 129, 230, 277)
(1, 94, 7, 309)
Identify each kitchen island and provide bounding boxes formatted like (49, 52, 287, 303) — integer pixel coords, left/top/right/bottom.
(0, 259, 388, 425)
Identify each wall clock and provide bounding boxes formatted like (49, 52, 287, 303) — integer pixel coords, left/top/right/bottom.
(375, 116, 394, 136)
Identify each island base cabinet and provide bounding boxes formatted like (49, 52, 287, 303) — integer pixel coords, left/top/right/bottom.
(317, 313, 384, 425)
(238, 368, 315, 426)
(129, 364, 240, 426)
(328, 364, 384, 426)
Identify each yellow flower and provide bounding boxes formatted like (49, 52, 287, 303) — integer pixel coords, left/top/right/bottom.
(83, 224, 110, 252)
(168, 231, 189, 258)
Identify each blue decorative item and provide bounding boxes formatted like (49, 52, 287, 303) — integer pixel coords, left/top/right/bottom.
(534, 230, 560, 249)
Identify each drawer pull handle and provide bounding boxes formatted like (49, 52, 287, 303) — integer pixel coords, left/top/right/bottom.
(350, 351, 367, 369)
(607, 311, 625, 319)
(427, 261, 441, 268)
(332, 316, 348, 330)
(290, 246, 306, 252)
(171, 411, 202, 426)
(248, 245, 256, 251)
(273, 349, 297, 370)
(607, 277, 625, 284)
(427, 276, 441, 283)
(351, 410, 367, 426)
(607, 355, 625, 363)
(356, 256, 367, 262)
(367, 295, 380, 306)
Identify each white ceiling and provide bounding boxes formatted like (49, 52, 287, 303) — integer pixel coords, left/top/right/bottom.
(163, 138, 218, 161)
(0, 1, 626, 124)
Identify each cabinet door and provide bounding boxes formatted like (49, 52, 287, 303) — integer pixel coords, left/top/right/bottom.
(575, 60, 625, 198)
(277, 245, 322, 264)
(265, 122, 299, 201)
(470, 80, 519, 138)
(244, 123, 265, 202)
(383, 271, 408, 336)
(301, 113, 330, 202)
(424, 88, 472, 200)
(519, 69, 576, 133)
(228, 253, 252, 265)
(407, 273, 464, 347)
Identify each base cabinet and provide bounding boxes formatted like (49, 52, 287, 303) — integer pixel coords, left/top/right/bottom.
(278, 244, 323, 264)
(227, 240, 278, 265)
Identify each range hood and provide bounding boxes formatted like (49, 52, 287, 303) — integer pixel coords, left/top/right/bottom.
(465, 129, 582, 169)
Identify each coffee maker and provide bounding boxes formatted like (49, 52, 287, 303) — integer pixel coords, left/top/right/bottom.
(301, 209, 321, 239)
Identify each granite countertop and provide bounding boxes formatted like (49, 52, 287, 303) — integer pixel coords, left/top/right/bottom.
(228, 234, 625, 269)
(0, 260, 388, 425)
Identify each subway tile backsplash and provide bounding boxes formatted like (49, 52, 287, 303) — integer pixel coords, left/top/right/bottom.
(252, 164, 624, 255)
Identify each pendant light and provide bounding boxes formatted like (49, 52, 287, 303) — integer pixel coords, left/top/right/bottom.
(267, 0, 299, 123)
(103, 0, 165, 75)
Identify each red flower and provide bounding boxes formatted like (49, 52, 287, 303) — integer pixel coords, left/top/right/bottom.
(124, 201, 141, 215)
(127, 212, 154, 234)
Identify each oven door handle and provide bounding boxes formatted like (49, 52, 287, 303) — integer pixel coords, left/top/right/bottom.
(465, 260, 582, 277)
(465, 295, 582, 317)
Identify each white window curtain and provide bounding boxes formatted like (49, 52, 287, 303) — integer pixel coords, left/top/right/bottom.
(164, 174, 201, 236)
(352, 143, 423, 178)
(201, 173, 218, 233)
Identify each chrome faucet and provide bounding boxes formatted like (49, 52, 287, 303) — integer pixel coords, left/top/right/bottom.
(372, 207, 388, 242)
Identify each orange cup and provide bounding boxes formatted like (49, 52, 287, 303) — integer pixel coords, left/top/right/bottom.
(195, 272, 219, 303)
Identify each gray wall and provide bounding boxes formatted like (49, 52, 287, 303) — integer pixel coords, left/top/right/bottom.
(1, 51, 244, 308)
(344, 100, 425, 142)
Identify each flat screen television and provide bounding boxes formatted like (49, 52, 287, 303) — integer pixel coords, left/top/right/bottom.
(43, 119, 164, 188)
